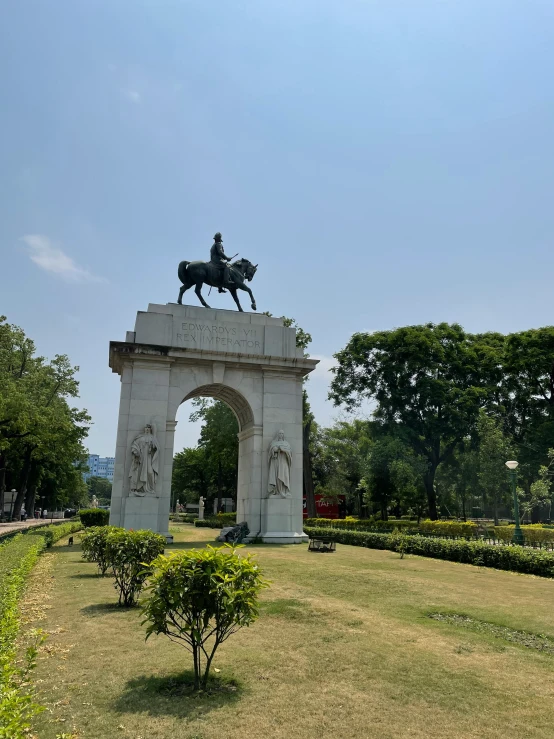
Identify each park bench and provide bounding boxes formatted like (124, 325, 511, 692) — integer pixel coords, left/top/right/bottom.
(308, 535, 336, 553)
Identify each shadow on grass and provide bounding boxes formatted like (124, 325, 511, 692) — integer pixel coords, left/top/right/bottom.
(80, 602, 135, 617)
(71, 572, 106, 579)
(113, 670, 242, 718)
(52, 544, 84, 555)
(168, 540, 216, 551)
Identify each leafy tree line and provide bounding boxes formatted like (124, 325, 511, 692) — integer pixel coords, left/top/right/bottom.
(173, 321, 554, 523)
(329, 323, 554, 521)
(0, 316, 90, 520)
(86, 475, 113, 505)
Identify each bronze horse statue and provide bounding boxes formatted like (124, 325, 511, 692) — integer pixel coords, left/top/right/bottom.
(177, 258, 258, 312)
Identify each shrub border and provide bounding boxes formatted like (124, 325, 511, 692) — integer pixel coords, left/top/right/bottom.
(304, 526, 554, 578)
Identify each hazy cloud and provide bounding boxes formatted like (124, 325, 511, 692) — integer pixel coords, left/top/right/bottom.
(22, 234, 107, 283)
(123, 88, 141, 103)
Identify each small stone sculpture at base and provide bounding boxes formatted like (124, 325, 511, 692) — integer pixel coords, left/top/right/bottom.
(216, 522, 249, 544)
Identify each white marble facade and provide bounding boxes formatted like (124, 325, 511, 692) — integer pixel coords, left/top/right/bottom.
(109, 303, 318, 543)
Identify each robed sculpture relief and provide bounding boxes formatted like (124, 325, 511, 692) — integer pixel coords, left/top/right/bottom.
(129, 423, 159, 496)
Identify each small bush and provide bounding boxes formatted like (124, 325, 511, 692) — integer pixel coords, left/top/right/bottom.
(194, 518, 225, 528)
(215, 512, 236, 524)
(81, 526, 118, 575)
(142, 545, 268, 690)
(304, 526, 554, 578)
(79, 509, 110, 528)
(104, 529, 166, 606)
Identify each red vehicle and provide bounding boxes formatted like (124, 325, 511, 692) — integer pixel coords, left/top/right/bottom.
(303, 494, 346, 519)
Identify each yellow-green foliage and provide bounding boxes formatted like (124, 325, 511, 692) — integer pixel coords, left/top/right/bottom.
(494, 525, 554, 548)
(304, 518, 414, 532)
(142, 545, 268, 689)
(418, 520, 477, 538)
(0, 523, 81, 738)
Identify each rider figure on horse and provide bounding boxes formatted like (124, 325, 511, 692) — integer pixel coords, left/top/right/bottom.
(210, 232, 233, 293)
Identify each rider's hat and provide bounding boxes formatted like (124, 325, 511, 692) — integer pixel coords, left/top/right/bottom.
(213, 232, 222, 242)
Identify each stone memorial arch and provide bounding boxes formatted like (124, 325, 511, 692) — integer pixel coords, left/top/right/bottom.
(109, 303, 318, 543)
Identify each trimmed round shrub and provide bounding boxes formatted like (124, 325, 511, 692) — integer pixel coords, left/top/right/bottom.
(80, 526, 118, 575)
(104, 529, 166, 606)
(79, 509, 109, 528)
(142, 545, 268, 690)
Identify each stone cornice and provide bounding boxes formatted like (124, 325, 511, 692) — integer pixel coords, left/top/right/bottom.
(237, 425, 263, 442)
(109, 341, 318, 377)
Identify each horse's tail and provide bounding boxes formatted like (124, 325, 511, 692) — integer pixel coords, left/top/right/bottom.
(178, 260, 190, 284)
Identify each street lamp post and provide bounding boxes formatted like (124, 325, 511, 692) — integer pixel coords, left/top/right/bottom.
(8, 490, 17, 521)
(505, 460, 524, 546)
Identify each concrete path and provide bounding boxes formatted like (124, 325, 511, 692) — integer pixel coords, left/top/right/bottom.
(0, 518, 57, 536)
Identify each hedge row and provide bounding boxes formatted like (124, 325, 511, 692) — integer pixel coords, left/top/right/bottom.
(0, 522, 81, 736)
(304, 518, 415, 532)
(304, 526, 554, 578)
(194, 518, 224, 528)
(194, 513, 237, 528)
(418, 520, 477, 537)
(304, 518, 554, 546)
(494, 525, 554, 548)
(170, 513, 197, 524)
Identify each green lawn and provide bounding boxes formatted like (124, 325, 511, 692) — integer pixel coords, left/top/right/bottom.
(29, 524, 554, 739)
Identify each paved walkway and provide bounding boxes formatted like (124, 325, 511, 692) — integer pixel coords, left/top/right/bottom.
(0, 518, 57, 536)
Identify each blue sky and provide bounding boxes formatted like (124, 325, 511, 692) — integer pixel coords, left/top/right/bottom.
(1, 0, 553, 456)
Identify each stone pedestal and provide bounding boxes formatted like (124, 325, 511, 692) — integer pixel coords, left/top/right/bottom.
(108, 303, 318, 543)
(260, 497, 309, 544)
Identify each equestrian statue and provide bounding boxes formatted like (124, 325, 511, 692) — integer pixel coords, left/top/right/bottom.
(177, 232, 258, 312)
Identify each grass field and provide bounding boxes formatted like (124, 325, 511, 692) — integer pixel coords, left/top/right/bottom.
(29, 524, 554, 739)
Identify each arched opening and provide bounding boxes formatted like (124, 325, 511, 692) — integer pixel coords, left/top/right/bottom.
(182, 384, 254, 432)
(172, 384, 256, 521)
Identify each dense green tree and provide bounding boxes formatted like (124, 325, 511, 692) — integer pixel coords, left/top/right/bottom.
(330, 323, 503, 519)
(361, 436, 427, 520)
(477, 411, 513, 525)
(190, 399, 239, 511)
(520, 448, 554, 522)
(0, 316, 90, 520)
(86, 476, 112, 505)
(314, 420, 373, 515)
(435, 441, 480, 520)
(501, 328, 554, 496)
(171, 446, 210, 509)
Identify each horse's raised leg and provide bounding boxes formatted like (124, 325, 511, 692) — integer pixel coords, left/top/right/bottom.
(237, 283, 257, 311)
(177, 281, 192, 305)
(229, 288, 243, 312)
(194, 281, 211, 309)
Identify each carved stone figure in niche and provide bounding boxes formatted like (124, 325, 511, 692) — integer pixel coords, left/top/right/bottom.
(268, 430, 292, 498)
(129, 423, 159, 496)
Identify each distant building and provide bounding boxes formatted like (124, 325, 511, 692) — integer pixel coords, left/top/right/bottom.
(83, 455, 115, 483)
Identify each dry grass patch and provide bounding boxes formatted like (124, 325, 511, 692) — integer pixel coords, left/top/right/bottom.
(28, 525, 554, 739)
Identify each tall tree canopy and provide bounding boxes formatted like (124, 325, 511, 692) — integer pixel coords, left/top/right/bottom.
(329, 323, 503, 519)
(0, 316, 90, 519)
